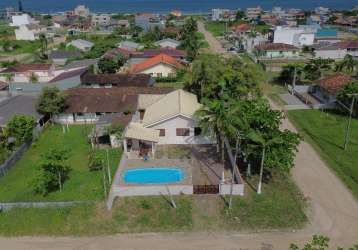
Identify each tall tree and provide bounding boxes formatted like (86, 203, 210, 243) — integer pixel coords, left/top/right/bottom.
(36, 87, 66, 121)
(335, 54, 357, 73)
(33, 148, 71, 195)
(180, 17, 199, 61)
(6, 114, 35, 145)
(304, 58, 333, 81)
(39, 33, 48, 59)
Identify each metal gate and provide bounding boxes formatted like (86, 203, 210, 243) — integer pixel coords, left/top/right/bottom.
(193, 185, 219, 194)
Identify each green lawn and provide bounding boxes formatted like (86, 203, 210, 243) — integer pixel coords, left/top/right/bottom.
(0, 125, 121, 202)
(204, 21, 227, 36)
(0, 40, 41, 56)
(288, 110, 358, 198)
(0, 173, 306, 236)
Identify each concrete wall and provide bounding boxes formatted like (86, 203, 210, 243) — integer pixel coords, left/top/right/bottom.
(219, 184, 244, 196)
(148, 115, 214, 145)
(315, 49, 346, 59)
(112, 184, 193, 197)
(54, 113, 98, 124)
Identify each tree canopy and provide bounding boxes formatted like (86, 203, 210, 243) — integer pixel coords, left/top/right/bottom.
(6, 114, 35, 145)
(36, 87, 66, 118)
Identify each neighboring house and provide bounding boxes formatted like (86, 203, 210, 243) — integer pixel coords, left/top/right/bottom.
(91, 14, 111, 27)
(0, 95, 43, 127)
(315, 41, 358, 59)
(141, 48, 186, 60)
(123, 89, 214, 158)
(211, 9, 236, 21)
(67, 39, 94, 52)
(10, 13, 37, 26)
(0, 81, 8, 92)
(80, 71, 155, 87)
(254, 43, 299, 58)
(0, 64, 55, 83)
(118, 41, 143, 51)
(116, 19, 130, 28)
(15, 24, 44, 41)
(61, 59, 98, 71)
(49, 50, 82, 65)
(274, 26, 318, 47)
(130, 54, 183, 77)
(246, 6, 262, 20)
(54, 87, 173, 124)
(134, 13, 164, 32)
(104, 47, 137, 60)
(9, 68, 87, 94)
(309, 73, 353, 105)
(154, 38, 181, 49)
(231, 23, 252, 37)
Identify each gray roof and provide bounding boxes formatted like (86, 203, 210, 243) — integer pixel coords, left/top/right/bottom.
(119, 41, 141, 50)
(61, 59, 98, 70)
(50, 50, 82, 60)
(0, 95, 42, 126)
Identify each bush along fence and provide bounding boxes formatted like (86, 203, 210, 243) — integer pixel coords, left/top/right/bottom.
(0, 140, 32, 178)
(0, 201, 94, 211)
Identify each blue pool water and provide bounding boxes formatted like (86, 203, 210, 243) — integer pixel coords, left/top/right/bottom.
(123, 167, 184, 185)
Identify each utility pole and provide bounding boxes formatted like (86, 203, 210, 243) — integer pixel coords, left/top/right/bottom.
(343, 94, 358, 150)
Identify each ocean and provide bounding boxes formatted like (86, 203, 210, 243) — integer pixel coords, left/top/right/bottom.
(0, 0, 356, 13)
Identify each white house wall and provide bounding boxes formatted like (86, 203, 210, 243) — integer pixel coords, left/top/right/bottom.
(148, 115, 214, 145)
(315, 49, 346, 59)
(139, 63, 176, 77)
(157, 41, 178, 49)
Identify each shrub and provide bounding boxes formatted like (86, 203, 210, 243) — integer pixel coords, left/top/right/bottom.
(88, 151, 104, 171)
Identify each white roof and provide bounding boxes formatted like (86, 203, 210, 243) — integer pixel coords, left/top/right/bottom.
(70, 39, 94, 47)
(155, 38, 180, 46)
(124, 122, 159, 142)
(142, 89, 202, 127)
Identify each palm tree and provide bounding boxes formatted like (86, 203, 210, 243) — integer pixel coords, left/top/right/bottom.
(335, 55, 356, 73)
(39, 33, 48, 59)
(4, 73, 14, 96)
(29, 72, 39, 83)
(304, 58, 333, 80)
(195, 99, 236, 163)
(247, 131, 282, 194)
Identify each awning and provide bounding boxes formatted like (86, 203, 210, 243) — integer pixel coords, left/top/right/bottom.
(124, 122, 159, 142)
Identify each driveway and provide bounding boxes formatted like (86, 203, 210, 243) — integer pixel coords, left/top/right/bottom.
(1, 22, 358, 250)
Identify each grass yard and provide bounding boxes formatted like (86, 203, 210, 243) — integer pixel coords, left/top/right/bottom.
(0, 125, 121, 202)
(204, 21, 227, 37)
(0, 40, 41, 56)
(288, 110, 358, 198)
(0, 173, 306, 236)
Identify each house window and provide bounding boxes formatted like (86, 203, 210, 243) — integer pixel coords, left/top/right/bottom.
(77, 112, 84, 117)
(176, 128, 190, 136)
(157, 73, 162, 77)
(194, 127, 202, 136)
(139, 109, 145, 120)
(158, 129, 165, 137)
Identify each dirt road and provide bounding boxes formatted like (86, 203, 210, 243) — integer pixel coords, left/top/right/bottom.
(1, 22, 358, 250)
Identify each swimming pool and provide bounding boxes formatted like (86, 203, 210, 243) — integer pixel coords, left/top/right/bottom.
(123, 167, 184, 185)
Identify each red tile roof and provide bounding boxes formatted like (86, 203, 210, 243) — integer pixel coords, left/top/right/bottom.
(316, 41, 358, 51)
(316, 73, 353, 94)
(255, 43, 298, 51)
(80, 71, 153, 87)
(141, 48, 186, 58)
(231, 23, 251, 32)
(130, 54, 183, 74)
(112, 114, 133, 127)
(104, 47, 140, 60)
(63, 87, 174, 113)
(0, 64, 52, 73)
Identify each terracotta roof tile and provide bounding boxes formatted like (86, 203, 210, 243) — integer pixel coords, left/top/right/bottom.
(141, 48, 186, 58)
(80, 71, 153, 87)
(130, 54, 183, 74)
(63, 87, 174, 113)
(316, 73, 353, 94)
(231, 23, 251, 32)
